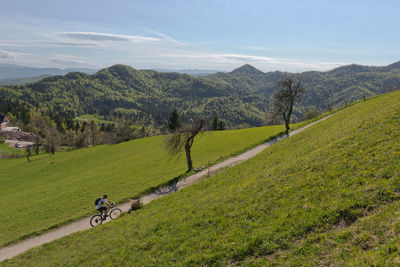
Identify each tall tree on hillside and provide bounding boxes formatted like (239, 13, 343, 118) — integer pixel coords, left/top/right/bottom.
(89, 120, 98, 146)
(211, 115, 225, 130)
(167, 109, 181, 132)
(27, 111, 45, 155)
(114, 118, 136, 143)
(44, 120, 59, 155)
(272, 75, 305, 134)
(166, 119, 205, 172)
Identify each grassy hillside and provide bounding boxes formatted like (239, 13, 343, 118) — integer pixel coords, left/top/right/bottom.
(0, 124, 284, 247)
(0, 143, 24, 157)
(3, 90, 399, 266)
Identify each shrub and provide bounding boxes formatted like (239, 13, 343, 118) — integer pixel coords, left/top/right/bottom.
(304, 109, 319, 120)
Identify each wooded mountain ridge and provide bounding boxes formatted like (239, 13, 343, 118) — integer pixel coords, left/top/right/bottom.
(1, 61, 399, 128)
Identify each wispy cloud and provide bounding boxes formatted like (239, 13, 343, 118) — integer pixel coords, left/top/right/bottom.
(0, 40, 97, 48)
(142, 28, 185, 46)
(0, 19, 348, 71)
(162, 53, 348, 71)
(48, 54, 101, 68)
(57, 32, 159, 43)
(0, 49, 28, 59)
(0, 32, 160, 49)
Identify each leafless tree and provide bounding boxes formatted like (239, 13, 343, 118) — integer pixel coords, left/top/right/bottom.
(43, 121, 58, 154)
(166, 119, 205, 172)
(272, 74, 305, 133)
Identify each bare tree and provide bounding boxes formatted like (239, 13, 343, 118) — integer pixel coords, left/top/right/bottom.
(43, 121, 58, 155)
(166, 119, 205, 172)
(28, 112, 49, 154)
(272, 74, 305, 134)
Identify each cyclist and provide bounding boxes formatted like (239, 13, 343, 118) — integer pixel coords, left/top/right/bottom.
(95, 194, 112, 218)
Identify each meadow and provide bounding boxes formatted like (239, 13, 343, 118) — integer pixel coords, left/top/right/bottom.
(77, 114, 115, 124)
(3, 90, 399, 266)
(0, 143, 24, 158)
(0, 124, 285, 247)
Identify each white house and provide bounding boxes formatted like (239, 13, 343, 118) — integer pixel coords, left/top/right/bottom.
(4, 126, 21, 132)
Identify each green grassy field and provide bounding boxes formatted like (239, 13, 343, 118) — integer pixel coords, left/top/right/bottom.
(0, 124, 285, 248)
(0, 143, 24, 157)
(77, 114, 114, 124)
(3, 91, 399, 266)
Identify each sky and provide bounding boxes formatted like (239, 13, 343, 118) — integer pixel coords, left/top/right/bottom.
(0, 0, 399, 72)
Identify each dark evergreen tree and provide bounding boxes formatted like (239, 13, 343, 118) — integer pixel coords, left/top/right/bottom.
(212, 115, 219, 130)
(218, 120, 225, 130)
(212, 115, 225, 130)
(167, 109, 181, 132)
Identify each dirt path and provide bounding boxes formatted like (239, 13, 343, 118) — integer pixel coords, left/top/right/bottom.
(0, 114, 335, 262)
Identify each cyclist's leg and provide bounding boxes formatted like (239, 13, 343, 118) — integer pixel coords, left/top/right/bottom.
(99, 206, 107, 218)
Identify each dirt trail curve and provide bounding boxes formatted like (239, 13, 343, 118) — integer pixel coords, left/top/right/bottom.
(0, 113, 335, 262)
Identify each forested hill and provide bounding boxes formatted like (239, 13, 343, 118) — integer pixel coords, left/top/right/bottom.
(1, 61, 400, 128)
(206, 61, 400, 108)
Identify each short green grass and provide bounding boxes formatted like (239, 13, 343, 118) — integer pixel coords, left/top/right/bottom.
(77, 114, 114, 124)
(3, 91, 399, 266)
(0, 124, 285, 247)
(0, 143, 24, 157)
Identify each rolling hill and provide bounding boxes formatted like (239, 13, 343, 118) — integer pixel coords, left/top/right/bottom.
(2, 90, 400, 266)
(0, 124, 285, 248)
(1, 61, 400, 128)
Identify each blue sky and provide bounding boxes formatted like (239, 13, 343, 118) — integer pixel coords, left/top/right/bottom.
(0, 0, 399, 72)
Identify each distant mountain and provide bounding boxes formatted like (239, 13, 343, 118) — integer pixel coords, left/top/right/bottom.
(0, 75, 52, 86)
(206, 61, 400, 108)
(0, 63, 97, 80)
(229, 64, 264, 75)
(1, 61, 400, 128)
(153, 68, 221, 76)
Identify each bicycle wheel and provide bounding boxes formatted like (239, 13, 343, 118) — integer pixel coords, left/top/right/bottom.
(90, 214, 104, 227)
(109, 208, 122, 220)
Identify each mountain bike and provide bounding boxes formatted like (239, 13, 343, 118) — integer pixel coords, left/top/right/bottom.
(90, 202, 122, 227)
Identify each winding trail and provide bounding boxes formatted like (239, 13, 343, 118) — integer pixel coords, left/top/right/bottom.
(0, 113, 335, 262)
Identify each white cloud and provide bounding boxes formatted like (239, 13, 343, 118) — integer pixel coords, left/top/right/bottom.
(56, 32, 160, 43)
(0, 31, 160, 49)
(0, 20, 348, 71)
(48, 54, 101, 68)
(142, 28, 185, 46)
(0, 40, 97, 48)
